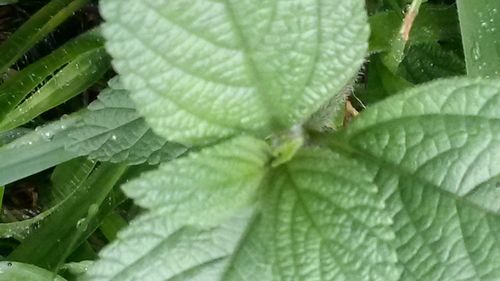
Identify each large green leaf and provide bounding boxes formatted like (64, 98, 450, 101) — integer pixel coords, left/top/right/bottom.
(67, 79, 186, 165)
(333, 78, 500, 280)
(84, 136, 271, 281)
(263, 148, 399, 281)
(86, 78, 500, 281)
(86, 209, 259, 281)
(85, 141, 398, 281)
(120, 136, 269, 221)
(100, 0, 369, 144)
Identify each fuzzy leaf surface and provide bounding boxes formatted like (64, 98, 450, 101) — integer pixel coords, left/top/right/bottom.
(335, 78, 500, 281)
(263, 148, 400, 281)
(84, 136, 271, 281)
(100, 0, 369, 144)
(85, 142, 400, 281)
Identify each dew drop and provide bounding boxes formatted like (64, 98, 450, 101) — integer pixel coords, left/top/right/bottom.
(471, 41, 482, 61)
(76, 218, 88, 232)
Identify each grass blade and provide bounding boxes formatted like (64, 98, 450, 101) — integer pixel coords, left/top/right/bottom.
(457, 0, 500, 77)
(0, 113, 80, 186)
(0, 262, 66, 281)
(0, 30, 104, 120)
(0, 158, 95, 242)
(0, 48, 110, 132)
(8, 163, 128, 270)
(0, 0, 90, 73)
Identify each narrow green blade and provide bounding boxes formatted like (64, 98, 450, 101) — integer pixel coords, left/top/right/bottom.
(457, 0, 500, 77)
(0, 0, 90, 73)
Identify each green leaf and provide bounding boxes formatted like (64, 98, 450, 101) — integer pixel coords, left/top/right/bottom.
(67, 79, 186, 165)
(49, 158, 96, 205)
(85, 210, 259, 281)
(85, 144, 400, 281)
(84, 136, 271, 280)
(356, 55, 411, 105)
(332, 78, 500, 280)
(98, 212, 127, 242)
(121, 136, 269, 220)
(0, 262, 66, 281)
(368, 4, 460, 53)
(100, 0, 369, 144)
(457, 0, 500, 78)
(0, 79, 185, 185)
(398, 43, 465, 84)
(263, 148, 399, 281)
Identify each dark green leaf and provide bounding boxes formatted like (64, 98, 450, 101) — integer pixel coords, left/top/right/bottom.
(67, 79, 186, 165)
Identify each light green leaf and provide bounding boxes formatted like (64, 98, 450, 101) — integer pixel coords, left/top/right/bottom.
(85, 210, 259, 281)
(84, 136, 271, 281)
(85, 143, 400, 281)
(67, 79, 186, 165)
(334, 78, 500, 280)
(0, 262, 66, 281)
(88, 140, 399, 281)
(100, 0, 369, 144)
(121, 136, 269, 221)
(264, 148, 399, 281)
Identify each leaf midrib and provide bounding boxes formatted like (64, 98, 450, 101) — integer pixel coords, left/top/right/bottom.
(223, 0, 280, 130)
